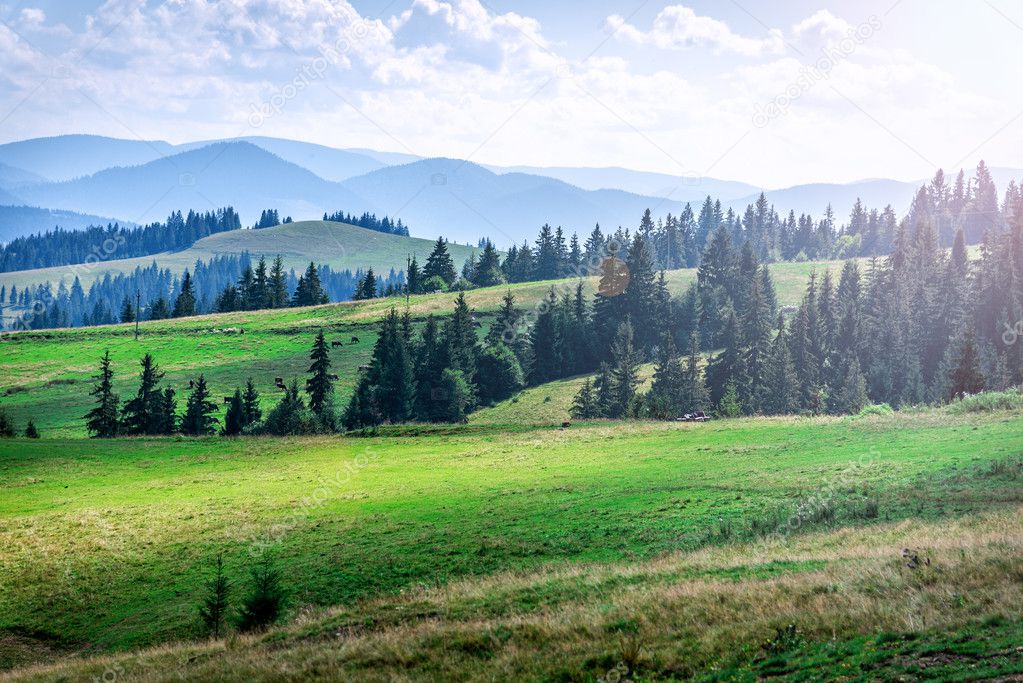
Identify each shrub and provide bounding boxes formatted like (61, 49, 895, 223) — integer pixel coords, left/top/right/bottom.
(420, 275, 449, 293)
(24, 420, 40, 439)
(237, 555, 286, 632)
(248, 381, 323, 436)
(0, 409, 15, 437)
(945, 388, 1023, 414)
(856, 403, 894, 418)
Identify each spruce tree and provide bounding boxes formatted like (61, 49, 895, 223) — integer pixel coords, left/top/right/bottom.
(182, 374, 218, 436)
(571, 379, 598, 419)
(243, 379, 262, 425)
(606, 319, 641, 418)
(237, 555, 286, 632)
(948, 333, 985, 400)
(85, 350, 120, 438)
(172, 271, 196, 318)
(155, 386, 177, 435)
(223, 389, 246, 436)
(761, 315, 800, 415)
(413, 316, 447, 422)
(423, 237, 457, 285)
(120, 296, 136, 323)
(305, 331, 334, 421)
(24, 420, 40, 439)
(679, 332, 709, 414)
(199, 553, 231, 639)
(148, 296, 171, 321)
(647, 334, 684, 419)
(374, 309, 415, 423)
(529, 288, 562, 385)
(121, 354, 164, 435)
(706, 304, 744, 408)
(268, 256, 289, 308)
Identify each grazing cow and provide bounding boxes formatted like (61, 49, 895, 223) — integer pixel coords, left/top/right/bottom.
(351, 336, 360, 344)
(332, 341, 344, 348)
(358, 365, 371, 372)
(328, 374, 339, 381)
(561, 421, 571, 429)
(224, 397, 232, 404)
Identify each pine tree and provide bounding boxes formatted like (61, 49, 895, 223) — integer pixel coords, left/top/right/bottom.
(761, 315, 800, 415)
(223, 388, 247, 436)
(606, 319, 641, 418)
(413, 316, 447, 422)
(121, 354, 164, 435)
(407, 254, 422, 294)
(237, 555, 286, 632)
(423, 237, 457, 285)
(24, 420, 40, 438)
(374, 309, 415, 423)
(120, 296, 136, 323)
(679, 332, 709, 414)
(198, 553, 231, 639)
(647, 334, 684, 419)
(173, 271, 196, 318)
(529, 288, 562, 385)
(182, 374, 219, 436)
(85, 350, 120, 438)
(706, 304, 744, 408)
(831, 357, 869, 414)
(148, 296, 171, 321)
(570, 379, 598, 419)
(305, 331, 334, 420)
(155, 386, 177, 435)
(243, 379, 262, 425)
(444, 293, 479, 387)
(948, 333, 985, 400)
(268, 256, 289, 308)
(473, 240, 504, 287)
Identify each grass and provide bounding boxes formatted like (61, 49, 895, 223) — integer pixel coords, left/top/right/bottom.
(1, 410, 1021, 670)
(0, 221, 482, 291)
(3, 500, 1021, 681)
(0, 257, 857, 437)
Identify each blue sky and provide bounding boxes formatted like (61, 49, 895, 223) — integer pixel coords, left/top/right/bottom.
(0, 0, 1021, 187)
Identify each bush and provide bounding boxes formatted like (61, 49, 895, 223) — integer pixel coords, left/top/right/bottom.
(476, 344, 524, 405)
(438, 369, 472, 423)
(855, 403, 894, 418)
(420, 275, 449, 293)
(0, 409, 15, 437)
(24, 420, 40, 438)
(945, 388, 1023, 414)
(237, 555, 286, 632)
(248, 381, 323, 436)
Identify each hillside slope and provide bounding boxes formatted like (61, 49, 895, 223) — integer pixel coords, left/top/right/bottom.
(0, 257, 858, 436)
(0, 220, 478, 291)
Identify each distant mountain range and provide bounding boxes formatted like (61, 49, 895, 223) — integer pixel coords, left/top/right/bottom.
(0, 134, 1020, 246)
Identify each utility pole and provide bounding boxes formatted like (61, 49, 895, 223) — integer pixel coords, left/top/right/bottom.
(134, 289, 141, 340)
(405, 253, 411, 305)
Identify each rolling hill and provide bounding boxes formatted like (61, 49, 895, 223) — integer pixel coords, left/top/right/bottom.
(0, 220, 480, 291)
(0, 206, 132, 244)
(178, 136, 387, 182)
(0, 134, 175, 182)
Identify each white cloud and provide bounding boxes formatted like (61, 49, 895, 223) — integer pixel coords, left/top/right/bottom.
(607, 5, 784, 57)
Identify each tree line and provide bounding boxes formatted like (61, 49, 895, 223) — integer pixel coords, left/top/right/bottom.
(0, 207, 241, 273)
(1, 255, 403, 331)
(322, 210, 411, 236)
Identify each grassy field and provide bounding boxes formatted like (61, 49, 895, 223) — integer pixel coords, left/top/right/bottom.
(0, 221, 481, 291)
(0, 258, 849, 437)
(1, 409, 1021, 676)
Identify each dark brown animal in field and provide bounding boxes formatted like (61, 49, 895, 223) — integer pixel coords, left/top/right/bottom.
(351, 336, 360, 343)
(332, 341, 344, 348)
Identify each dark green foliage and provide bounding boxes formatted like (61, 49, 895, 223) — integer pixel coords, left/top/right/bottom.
(24, 420, 40, 438)
(604, 319, 641, 418)
(120, 297, 135, 323)
(476, 343, 524, 405)
(0, 409, 15, 437)
(305, 331, 334, 420)
(292, 262, 329, 307)
(570, 379, 599, 419)
(222, 389, 247, 436)
(85, 350, 120, 438)
(258, 381, 320, 435)
(181, 374, 219, 436)
(529, 288, 562, 385)
(436, 369, 472, 423)
(172, 271, 196, 318)
(120, 354, 164, 435)
(198, 554, 231, 639)
(237, 555, 286, 632)
(424, 237, 458, 285)
(374, 309, 415, 423)
(154, 387, 178, 435)
(148, 296, 171, 321)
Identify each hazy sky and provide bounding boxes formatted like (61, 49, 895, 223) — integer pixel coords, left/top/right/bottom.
(1, 0, 1022, 187)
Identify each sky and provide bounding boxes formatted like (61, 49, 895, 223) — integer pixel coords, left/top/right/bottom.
(0, 0, 1022, 187)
